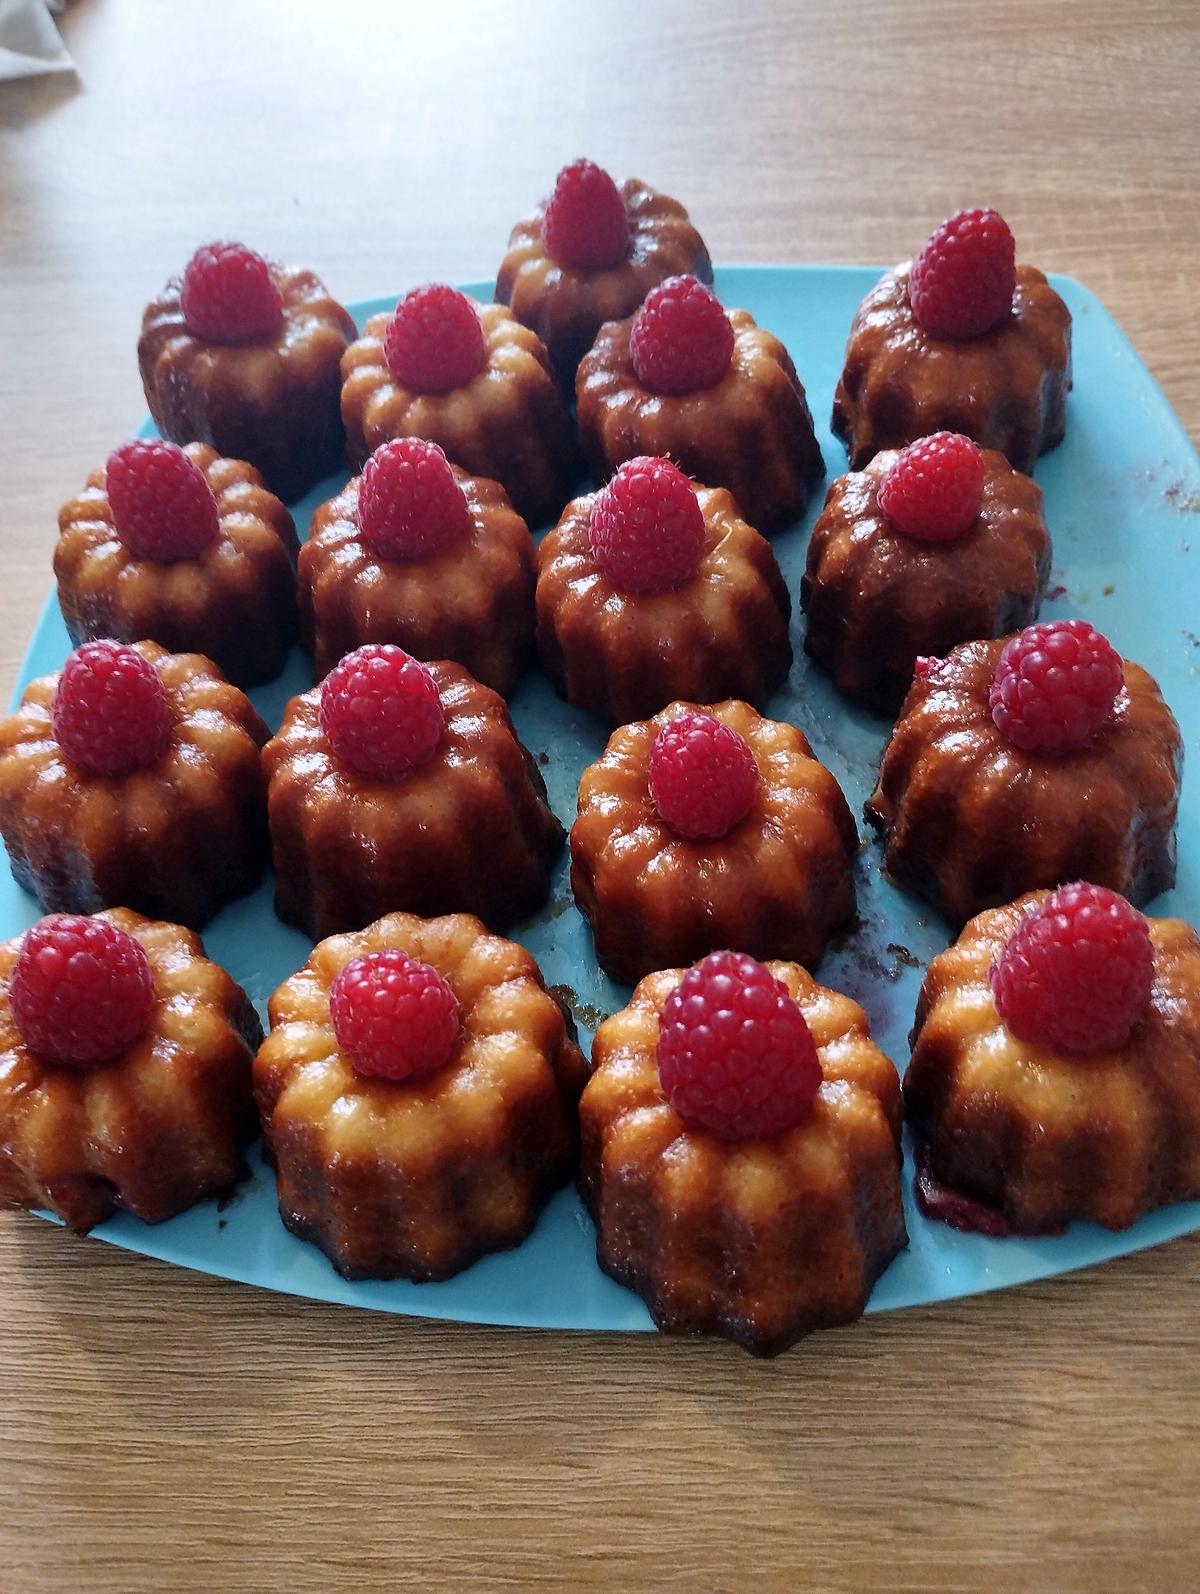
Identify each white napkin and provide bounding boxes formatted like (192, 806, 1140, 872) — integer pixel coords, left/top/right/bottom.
(0, 0, 72, 83)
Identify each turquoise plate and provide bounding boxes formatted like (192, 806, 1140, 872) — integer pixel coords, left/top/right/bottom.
(10, 267, 1200, 1331)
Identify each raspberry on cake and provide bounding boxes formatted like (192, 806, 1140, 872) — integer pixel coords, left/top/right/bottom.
(647, 711, 759, 842)
(907, 208, 1017, 341)
(628, 274, 735, 394)
(988, 617, 1123, 754)
(0, 908, 261, 1233)
(254, 911, 587, 1280)
(579, 951, 906, 1356)
(56, 440, 299, 689)
(139, 242, 356, 503)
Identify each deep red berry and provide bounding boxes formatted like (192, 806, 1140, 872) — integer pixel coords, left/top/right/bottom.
(877, 432, 985, 542)
(105, 439, 220, 562)
(52, 641, 171, 778)
(179, 241, 284, 344)
(383, 284, 486, 394)
(357, 438, 471, 561)
(989, 619, 1124, 755)
(629, 275, 735, 395)
(588, 456, 706, 594)
(541, 158, 630, 271)
(319, 644, 444, 781)
(990, 883, 1154, 1053)
(656, 950, 822, 1140)
(908, 208, 1017, 340)
(329, 948, 461, 1081)
(9, 913, 155, 1067)
(649, 712, 759, 840)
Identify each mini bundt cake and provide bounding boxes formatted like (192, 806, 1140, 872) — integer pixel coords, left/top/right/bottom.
(0, 640, 269, 929)
(264, 645, 562, 939)
(495, 159, 713, 387)
(299, 439, 535, 693)
(571, 701, 857, 985)
(139, 241, 356, 503)
(832, 209, 1071, 473)
(340, 284, 578, 527)
(865, 621, 1182, 926)
(254, 911, 587, 1280)
(0, 908, 261, 1232)
(56, 438, 298, 689)
(801, 433, 1051, 713)
(579, 950, 906, 1356)
(577, 276, 824, 531)
(906, 884, 1200, 1233)
(536, 457, 791, 725)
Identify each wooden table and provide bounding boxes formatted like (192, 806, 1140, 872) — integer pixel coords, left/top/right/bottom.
(1, 2, 1197, 1589)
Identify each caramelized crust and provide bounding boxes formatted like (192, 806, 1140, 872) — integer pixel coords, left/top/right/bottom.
(263, 660, 563, 939)
(865, 638, 1182, 925)
(801, 448, 1051, 713)
(536, 484, 791, 725)
(0, 642, 269, 929)
(832, 264, 1072, 473)
(906, 894, 1200, 1231)
(138, 264, 356, 503)
(571, 700, 857, 984)
(56, 444, 299, 689)
(579, 964, 905, 1356)
(495, 177, 713, 387)
(255, 912, 587, 1280)
(299, 463, 535, 692)
(577, 307, 824, 531)
(0, 908, 261, 1232)
(340, 300, 579, 528)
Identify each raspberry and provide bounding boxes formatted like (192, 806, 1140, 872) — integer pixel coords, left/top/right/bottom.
(357, 439, 470, 561)
(105, 439, 220, 562)
(588, 456, 705, 594)
(9, 913, 155, 1067)
(908, 208, 1016, 340)
(52, 641, 171, 778)
(179, 241, 284, 344)
(656, 950, 822, 1140)
(629, 275, 735, 395)
(648, 712, 759, 840)
(329, 948, 461, 1081)
(319, 644, 444, 781)
(989, 619, 1124, 755)
(383, 284, 486, 394)
(541, 159, 630, 271)
(877, 432, 985, 542)
(990, 883, 1154, 1052)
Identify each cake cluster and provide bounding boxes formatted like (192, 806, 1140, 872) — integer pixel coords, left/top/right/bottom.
(1, 168, 1196, 1359)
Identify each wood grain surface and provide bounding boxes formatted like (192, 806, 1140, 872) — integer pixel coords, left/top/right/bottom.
(1, 2, 1197, 1590)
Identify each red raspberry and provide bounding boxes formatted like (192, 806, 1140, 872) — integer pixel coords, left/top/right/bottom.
(357, 438, 470, 561)
(990, 883, 1154, 1052)
(908, 208, 1016, 340)
(629, 275, 735, 395)
(877, 432, 985, 542)
(648, 712, 759, 840)
(9, 913, 155, 1067)
(319, 644, 444, 781)
(383, 284, 486, 394)
(52, 641, 171, 778)
(329, 948, 461, 1081)
(105, 439, 220, 562)
(588, 456, 706, 594)
(989, 619, 1124, 755)
(656, 950, 822, 1140)
(179, 241, 284, 344)
(541, 158, 630, 271)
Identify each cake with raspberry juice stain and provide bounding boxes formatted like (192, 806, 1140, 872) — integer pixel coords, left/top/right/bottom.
(866, 620, 1182, 925)
(139, 240, 356, 503)
(56, 438, 298, 689)
(833, 209, 1071, 472)
(577, 275, 824, 531)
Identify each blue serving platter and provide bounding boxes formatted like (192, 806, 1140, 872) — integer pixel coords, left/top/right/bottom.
(9, 266, 1200, 1333)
